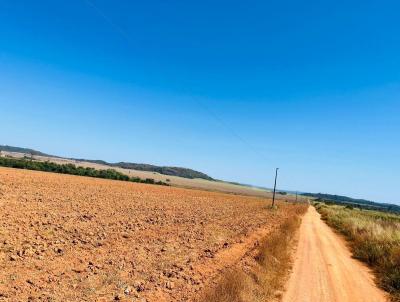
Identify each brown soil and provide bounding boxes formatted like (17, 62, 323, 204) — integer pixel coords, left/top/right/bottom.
(0, 167, 295, 302)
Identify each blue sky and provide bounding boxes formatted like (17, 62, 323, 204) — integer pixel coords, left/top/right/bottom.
(1, 1, 399, 204)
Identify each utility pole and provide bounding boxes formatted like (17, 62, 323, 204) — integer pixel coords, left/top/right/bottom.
(271, 168, 279, 207)
(295, 191, 298, 203)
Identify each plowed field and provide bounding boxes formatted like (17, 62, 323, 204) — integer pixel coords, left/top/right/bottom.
(0, 167, 297, 302)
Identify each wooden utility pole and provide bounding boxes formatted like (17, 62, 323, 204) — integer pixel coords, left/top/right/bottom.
(271, 168, 279, 207)
(296, 191, 298, 203)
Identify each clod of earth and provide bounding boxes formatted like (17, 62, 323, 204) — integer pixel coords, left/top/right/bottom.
(0, 167, 299, 301)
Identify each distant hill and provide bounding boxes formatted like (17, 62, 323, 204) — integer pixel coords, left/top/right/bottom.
(0, 145, 53, 157)
(111, 162, 213, 180)
(302, 192, 400, 213)
(0, 145, 214, 181)
(223, 180, 270, 190)
(79, 160, 213, 180)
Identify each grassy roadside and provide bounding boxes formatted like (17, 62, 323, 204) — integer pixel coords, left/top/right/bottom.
(315, 203, 400, 301)
(198, 203, 308, 302)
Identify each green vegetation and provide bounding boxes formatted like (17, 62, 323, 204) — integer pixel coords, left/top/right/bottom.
(0, 145, 214, 180)
(303, 192, 400, 213)
(315, 203, 400, 301)
(0, 157, 169, 186)
(107, 162, 214, 180)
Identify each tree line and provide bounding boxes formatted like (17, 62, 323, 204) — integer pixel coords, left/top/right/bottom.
(0, 156, 169, 186)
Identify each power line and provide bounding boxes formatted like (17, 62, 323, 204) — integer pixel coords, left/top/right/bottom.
(82, 1, 279, 191)
(193, 99, 271, 162)
(83, 0, 134, 44)
(271, 168, 279, 207)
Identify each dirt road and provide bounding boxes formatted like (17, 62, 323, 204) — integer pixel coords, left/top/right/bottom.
(282, 206, 388, 302)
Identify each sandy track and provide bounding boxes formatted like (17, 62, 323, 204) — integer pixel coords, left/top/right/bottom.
(282, 207, 388, 302)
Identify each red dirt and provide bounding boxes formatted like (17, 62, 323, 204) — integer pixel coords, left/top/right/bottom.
(0, 168, 294, 302)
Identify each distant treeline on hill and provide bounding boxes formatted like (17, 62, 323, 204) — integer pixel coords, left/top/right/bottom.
(0, 156, 169, 186)
(303, 192, 400, 213)
(0, 145, 213, 181)
(84, 160, 214, 181)
(0, 145, 51, 157)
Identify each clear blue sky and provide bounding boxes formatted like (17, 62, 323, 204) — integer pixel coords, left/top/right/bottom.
(1, 1, 399, 204)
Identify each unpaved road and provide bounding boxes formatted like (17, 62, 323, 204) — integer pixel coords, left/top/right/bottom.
(282, 206, 388, 302)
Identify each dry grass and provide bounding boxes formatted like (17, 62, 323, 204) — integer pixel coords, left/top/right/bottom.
(200, 270, 251, 302)
(199, 203, 308, 302)
(315, 203, 400, 301)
